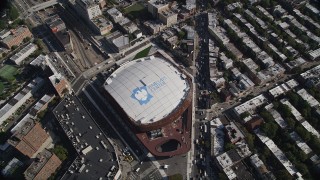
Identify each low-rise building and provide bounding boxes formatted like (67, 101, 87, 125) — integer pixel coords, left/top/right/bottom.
(0, 26, 32, 49)
(290, 131, 313, 155)
(143, 21, 166, 34)
(10, 43, 37, 65)
(256, 5, 274, 21)
(0, 77, 44, 125)
(209, 26, 230, 45)
(285, 57, 306, 71)
(258, 51, 274, 68)
(269, 84, 291, 98)
(90, 16, 113, 35)
(255, 131, 302, 178)
(245, 116, 264, 132)
(46, 15, 73, 52)
(8, 122, 50, 158)
(250, 154, 275, 179)
(297, 89, 319, 107)
(238, 74, 255, 90)
(147, 0, 170, 18)
(159, 9, 177, 27)
(233, 94, 267, 118)
(224, 122, 244, 144)
(300, 64, 320, 87)
(281, 99, 320, 138)
(273, 5, 287, 17)
(1, 158, 23, 177)
(24, 149, 62, 180)
(49, 73, 70, 97)
(183, 26, 195, 40)
(105, 31, 129, 52)
(75, 0, 102, 20)
(11, 94, 54, 135)
(220, 53, 233, 69)
(210, 118, 225, 156)
(226, 2, 243, 11)
(118, 17, 138, 34)
(106, 7, 123, 23)
(309, 48, 320, 60)
(215, 142, 252, 180)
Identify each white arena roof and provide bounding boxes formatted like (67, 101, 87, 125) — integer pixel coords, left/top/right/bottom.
(104, 56, 190, 125)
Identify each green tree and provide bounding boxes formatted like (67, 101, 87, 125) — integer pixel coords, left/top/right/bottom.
(168, 174, 183, 180)
(309, 135, 320, 154)
(245, 133, 255, 150)
(0, 20, 6, 30)
(287, 92, 299, 107)
(262, 146, 271, 157)
(218, 173, 228, 180)
(296, 163, 309, 176)
(37, 109, 47, 120)
(275, 169, 293, 180)
(278, 103, 292, 118)
(296, 150, 307, 162)
(240, 112, 250, 120)
(225, 143, 236, 151)
(296, 125, 310, 142)
(261, 0, 271, 7)
(286, 118, 295, 129)
(261, 122, 278, 139)
(23, 37, 31, 43)
(52, 145, 68, 161)
(178, 31, 185, 40)
(11, 45, 18, 50)
(260, 110, 273, 122)
(0, 131, 10, 144)
(8, 3, 19, 20)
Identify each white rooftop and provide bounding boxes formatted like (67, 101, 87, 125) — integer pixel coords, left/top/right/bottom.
(297, 89, 320, 107)
(234, 94, 267, 117)
(255, 131, 299, 176)
(104, 56, 190, 125)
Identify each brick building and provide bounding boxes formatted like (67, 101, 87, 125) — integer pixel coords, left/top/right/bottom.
(0, 26, 32, 49)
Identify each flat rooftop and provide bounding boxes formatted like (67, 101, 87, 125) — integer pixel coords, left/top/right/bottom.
(104, 56, 190, 125)
(54, 95, 118, 180)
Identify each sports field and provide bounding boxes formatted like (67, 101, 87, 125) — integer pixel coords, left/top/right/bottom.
(0, 65, 18, 81)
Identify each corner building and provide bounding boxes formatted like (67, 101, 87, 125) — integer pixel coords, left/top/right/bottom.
(103, 56, 192, 156)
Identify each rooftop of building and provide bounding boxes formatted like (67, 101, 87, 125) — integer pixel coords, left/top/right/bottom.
(2, 26, 31, 44)
(10, 43, 37, 61)
(106, 31, 129, 48)
(53, 95, 118, 180)
(234, 94, 268, 116)
(104, 56, 190, 125)
(24, 149, 61, 180)
(0, 77, 44, 119)
(148, 0, 169, 8)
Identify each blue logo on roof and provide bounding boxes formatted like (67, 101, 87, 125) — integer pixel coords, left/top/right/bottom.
(131, 86, 153, 105)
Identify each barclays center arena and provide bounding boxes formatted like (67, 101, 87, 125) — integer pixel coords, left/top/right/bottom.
(103, 55, 192, 156)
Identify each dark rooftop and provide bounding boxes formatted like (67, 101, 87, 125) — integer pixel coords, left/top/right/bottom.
(54, 95, 118, 180)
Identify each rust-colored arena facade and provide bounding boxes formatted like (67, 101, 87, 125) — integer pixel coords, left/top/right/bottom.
(103, 56, 192, 156)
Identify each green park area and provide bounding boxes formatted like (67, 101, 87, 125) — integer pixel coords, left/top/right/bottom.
(123, 3, 151, 20)
(134, 46, 152, 60)
(0, 65, 18, 82)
